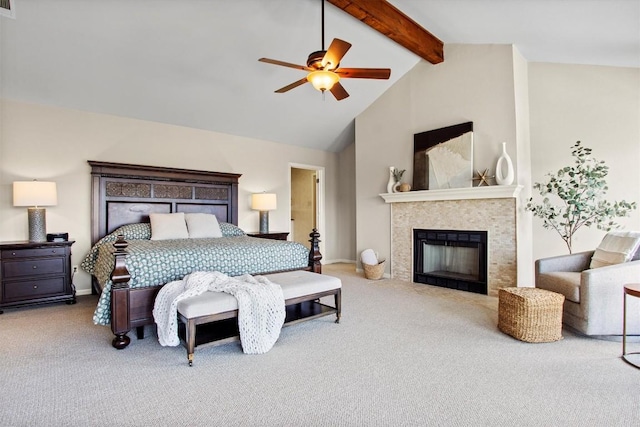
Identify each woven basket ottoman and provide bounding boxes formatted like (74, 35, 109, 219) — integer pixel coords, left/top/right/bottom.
(498, 287, 565, 343)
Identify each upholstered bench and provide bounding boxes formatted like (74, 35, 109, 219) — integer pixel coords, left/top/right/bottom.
(177, 270, 342, 365)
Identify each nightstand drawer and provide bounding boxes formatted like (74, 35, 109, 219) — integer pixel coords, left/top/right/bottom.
(2, 258, 65, 279)
(2, 247, 67, 259)
(3, 277, 67, 301)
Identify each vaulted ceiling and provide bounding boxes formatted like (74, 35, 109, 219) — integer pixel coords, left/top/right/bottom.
(1, 1, 638, 152)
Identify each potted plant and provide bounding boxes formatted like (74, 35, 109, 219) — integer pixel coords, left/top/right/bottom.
(526, 141, 636, 253)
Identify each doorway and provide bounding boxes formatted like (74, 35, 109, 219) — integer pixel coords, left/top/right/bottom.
(290, 164, 324, 256)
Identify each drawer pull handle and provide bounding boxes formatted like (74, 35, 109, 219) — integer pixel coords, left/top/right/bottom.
(12, 252, 16, 256)
(32, 265, 38, 269)
(33, 285, 38, 289)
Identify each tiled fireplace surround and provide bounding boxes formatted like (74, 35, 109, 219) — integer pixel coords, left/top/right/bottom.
(382, 186, 523, 296)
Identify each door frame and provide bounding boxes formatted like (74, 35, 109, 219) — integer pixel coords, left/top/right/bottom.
(289, 163, 325, 258)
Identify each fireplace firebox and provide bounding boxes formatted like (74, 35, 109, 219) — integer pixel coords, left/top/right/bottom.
(413, 229, 488, 294)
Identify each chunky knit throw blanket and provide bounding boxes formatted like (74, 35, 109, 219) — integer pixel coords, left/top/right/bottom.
(153, 271, 285, 354)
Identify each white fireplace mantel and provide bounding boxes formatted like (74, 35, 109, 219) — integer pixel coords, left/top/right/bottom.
(380, 185, 523, 203)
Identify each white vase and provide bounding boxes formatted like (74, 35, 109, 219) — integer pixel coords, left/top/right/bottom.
(495, 142, 514, 185)
(387, 167, 396, 193)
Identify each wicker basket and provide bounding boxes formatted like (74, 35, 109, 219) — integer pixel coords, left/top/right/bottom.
(498, 287, 564, 343)
(363, 260, 386, 280)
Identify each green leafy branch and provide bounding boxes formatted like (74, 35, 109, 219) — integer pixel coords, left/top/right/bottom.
(525, 141, 636, 253)
(393, 168, 406, 183)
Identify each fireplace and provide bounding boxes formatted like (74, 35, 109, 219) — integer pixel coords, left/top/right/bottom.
(413, 229, 488, 294)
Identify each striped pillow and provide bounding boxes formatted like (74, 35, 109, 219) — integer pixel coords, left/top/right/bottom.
(590, 231, 640, 269)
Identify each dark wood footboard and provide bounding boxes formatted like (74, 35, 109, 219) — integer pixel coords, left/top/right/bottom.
(105, 230, 322, 349)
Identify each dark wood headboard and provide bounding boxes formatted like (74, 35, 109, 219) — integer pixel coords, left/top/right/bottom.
(89, 161, 241, 245)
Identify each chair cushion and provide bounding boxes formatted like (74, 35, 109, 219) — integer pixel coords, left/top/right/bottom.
(590, 231, 640, 269)
(536, 272, 581, 303)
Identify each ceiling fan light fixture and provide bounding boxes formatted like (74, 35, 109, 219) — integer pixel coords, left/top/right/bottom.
(307, 70, 340, 92)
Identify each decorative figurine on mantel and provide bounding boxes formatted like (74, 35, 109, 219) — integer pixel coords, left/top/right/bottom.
(387, 167, 397, 193)
(387, 167, 411, 192)
(393, 168, 406, 192)
(473, 169, 494, 187)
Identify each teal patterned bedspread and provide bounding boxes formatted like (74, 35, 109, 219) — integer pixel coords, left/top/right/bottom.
(81, 223, 310, 325)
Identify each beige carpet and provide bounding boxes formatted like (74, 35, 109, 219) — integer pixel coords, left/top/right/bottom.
(0, 263, 638, 426)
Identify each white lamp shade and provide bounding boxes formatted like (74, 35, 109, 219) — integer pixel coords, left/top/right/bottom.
(13, 181, 58, 207)
(307, 70, 340, 92)
(251, 193, 277, 211)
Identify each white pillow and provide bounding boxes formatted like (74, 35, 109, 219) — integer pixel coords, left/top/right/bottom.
(184, 213, 222, 238)
(149, 212, 189, 240)
(361, 249, 379, 266)
(590, 231, 640, 269)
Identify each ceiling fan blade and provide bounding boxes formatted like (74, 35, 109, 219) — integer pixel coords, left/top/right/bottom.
(274, 77, 309, 93)
(330, 82, 350, 101)
(335, 68, 391, 79)
(322, 38, 352, 70)
(259, 58, 312, 71)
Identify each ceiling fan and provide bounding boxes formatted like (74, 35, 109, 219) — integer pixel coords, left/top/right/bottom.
(258, 0, 391, 101)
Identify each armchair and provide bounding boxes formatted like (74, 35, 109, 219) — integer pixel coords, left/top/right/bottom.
(535, 250, 640, 336)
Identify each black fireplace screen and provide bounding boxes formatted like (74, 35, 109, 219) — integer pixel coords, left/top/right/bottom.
(413, 229, 487, 294)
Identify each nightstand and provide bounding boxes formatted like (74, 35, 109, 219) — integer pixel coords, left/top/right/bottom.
(246, 231, 290, 241)
(0, 240, 76, 313)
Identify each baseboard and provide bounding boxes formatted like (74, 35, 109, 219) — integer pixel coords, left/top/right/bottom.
(323, 259, 356, 265)
(76, 289, 93, 296)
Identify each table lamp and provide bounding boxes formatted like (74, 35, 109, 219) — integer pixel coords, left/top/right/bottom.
(13, 181, 58, 242)
(251, 193, 277, 233)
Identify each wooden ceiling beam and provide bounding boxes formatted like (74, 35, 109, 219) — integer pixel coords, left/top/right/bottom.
(327, 0, 444, 64)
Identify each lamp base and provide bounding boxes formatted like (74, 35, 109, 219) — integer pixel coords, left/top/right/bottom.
(259, 211, 269, 234)
(27, 207, 47, 242)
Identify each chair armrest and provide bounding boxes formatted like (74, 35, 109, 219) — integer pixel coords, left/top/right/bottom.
(580, 260, 640, 333)
(535, 250, 594, 275)
(582, 260, 640, 290)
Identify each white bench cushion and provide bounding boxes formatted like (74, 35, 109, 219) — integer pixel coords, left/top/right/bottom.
(177, 271, 341, 319)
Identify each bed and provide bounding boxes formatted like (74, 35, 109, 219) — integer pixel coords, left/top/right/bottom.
(84, 161, 322, 349)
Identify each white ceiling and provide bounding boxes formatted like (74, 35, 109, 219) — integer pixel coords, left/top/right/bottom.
(1, 0, 638, 152)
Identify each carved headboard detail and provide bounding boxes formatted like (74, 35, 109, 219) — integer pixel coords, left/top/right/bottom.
(89, 161, 241, 245)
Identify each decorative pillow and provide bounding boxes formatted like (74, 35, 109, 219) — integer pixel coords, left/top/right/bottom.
(184, 213, 223, 238)
(361, 249, 379, 266)
(219, 222, 246, 237)
(590, 231, 640, 269)
(149, 212, 189, 240)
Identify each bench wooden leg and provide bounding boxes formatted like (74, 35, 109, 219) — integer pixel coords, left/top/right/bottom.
(186, 318, 196, 366)
(335, 289, 342, 324)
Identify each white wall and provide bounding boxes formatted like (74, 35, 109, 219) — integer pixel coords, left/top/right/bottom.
(336, 141, 357, 263)
(0, 100, 340, 294)
(356, 44, 526, 272)
(528, 63, 640, 258)
(354, 45, 640, 278)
